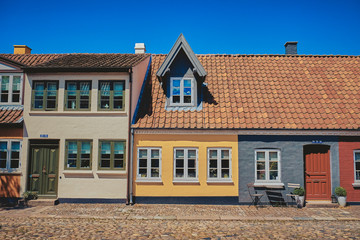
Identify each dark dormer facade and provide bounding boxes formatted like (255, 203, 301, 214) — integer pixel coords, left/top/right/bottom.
(156, 34, 206, 110)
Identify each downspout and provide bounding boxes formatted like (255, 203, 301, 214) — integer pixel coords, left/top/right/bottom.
(126, 68, 133, 205)
(129, 128, 134, 204)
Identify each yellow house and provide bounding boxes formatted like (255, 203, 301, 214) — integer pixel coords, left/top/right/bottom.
(131, 35, 239, 204)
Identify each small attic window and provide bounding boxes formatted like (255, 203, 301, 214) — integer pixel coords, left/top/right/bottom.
(170, 77, 194, 106)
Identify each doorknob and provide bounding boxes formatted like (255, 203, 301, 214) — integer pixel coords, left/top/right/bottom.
(42, 166, 46, 173)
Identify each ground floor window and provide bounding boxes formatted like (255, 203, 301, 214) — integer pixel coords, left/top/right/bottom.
(255, 149, 281, 182)
(208, 148, 231, 180)
(137, 148, 161, 180)
(354, 151, 360, 182)
(0, 140, 21, 170)
(65, 140, 92, 170)
(173, 148, 198, 180)
(99, 140, 125, 170)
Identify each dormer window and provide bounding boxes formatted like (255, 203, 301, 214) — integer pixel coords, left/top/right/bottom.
(170, 77, 194, 106)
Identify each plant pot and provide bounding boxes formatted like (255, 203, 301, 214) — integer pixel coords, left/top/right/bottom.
(337, 196, 347, 207)
(295, 195, 305, 207)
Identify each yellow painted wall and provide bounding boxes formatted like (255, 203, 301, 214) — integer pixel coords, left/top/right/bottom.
(133, 134, 238, 197)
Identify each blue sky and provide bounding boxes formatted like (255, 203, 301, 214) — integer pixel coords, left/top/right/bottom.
(1, 0, 360, 55)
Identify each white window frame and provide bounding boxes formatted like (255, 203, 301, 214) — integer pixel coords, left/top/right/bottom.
(0, 139, 22, 171)
(207, 148, 232, 182)
(169, 77, 194, 106)
(173, 147, 198, 182)
(354, 150, 360, 183)
(136, 147, 162, 181)
(254, 149, 281, 183)
(0, 74, 22, 104)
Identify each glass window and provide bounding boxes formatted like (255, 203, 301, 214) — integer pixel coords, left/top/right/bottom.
(354, 151, 360, 182)
(255, 150, 281, 182)
(170, 78, 194, 106)
(99, 81, 124, 110)
(174, 148, 198, 180)
(32, 81, 58, 110)
(137, 148, 161, 180)
(0, 75, 22, 104)
(0, 76, 9, 103)
(0, 140, 21, 170)
(65, 140, 92, 170)
(99, 140, 125, 170)
(65, 81, 91, 110)
(208, 148, 231, 180)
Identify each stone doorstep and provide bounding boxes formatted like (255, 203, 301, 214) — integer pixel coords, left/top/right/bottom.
(28, 199, 58, 207)
(305, 201, 338, 208)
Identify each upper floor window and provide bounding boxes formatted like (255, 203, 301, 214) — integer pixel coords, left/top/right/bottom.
(208, 148, 232, 181)
(173, 148, 198, 181)
(170, 78, 194, 106)
(99, 140, 125, 170)
(137, 147, 161, 180)
(98, 81, 125, 111)
(65, 81, 91, 110)
(354, 151, 360, 182)
(32, 81, 58, 110)
(255, 149, 281, 183)
(0, 140, 21, 170)
(0, 75, 22, 104)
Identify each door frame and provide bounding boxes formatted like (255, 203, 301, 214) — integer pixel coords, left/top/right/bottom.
(27, 139, 60, 198)
(303, 144, 332, 200)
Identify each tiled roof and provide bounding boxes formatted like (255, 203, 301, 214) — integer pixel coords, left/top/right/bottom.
(133, 54, 360, 130)
(26, 53, 149, 69)
(0, 106, 23, 124)
(0, 54, 66, 67)
(0, 53, 149, 69)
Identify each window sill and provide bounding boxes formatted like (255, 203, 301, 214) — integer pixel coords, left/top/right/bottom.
(173, 180, 200, 185)
(63, 170, 93, 176)
(253, 182, 284, 189)
(29, 111, 127, 116)
(96, 170, 126, 178)
(352, 183, 360, 188)
(0, 170, 22, 175)
(135, 179, 163, 185)
(207, 180, 234, 185)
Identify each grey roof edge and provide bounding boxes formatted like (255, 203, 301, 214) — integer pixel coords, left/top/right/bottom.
(156, 34, 207, 78)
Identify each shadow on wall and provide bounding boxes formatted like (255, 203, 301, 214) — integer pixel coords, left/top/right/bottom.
(0, 175, 20, 198)
(134, 68, 153, 122)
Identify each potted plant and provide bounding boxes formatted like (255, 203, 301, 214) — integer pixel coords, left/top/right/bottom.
(335, 187, 347, 207)
(293, 187, 305, 207)
(22, 191, 38, 207)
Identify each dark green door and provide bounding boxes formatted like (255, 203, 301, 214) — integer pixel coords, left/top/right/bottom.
(28, 145, 58, 197)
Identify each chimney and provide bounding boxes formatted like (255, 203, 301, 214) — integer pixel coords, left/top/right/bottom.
(14, 45, 32, 54)
(135, 43, 146, 54)
(284, 42, 297, 55)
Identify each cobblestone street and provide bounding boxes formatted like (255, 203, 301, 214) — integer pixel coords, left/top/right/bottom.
(1, 204, 360, 239)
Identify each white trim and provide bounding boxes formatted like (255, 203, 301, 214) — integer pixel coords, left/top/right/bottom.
(169, 77, 194, 106)
(0, 74, 22, 105)
(254, 149, 281, 183)
(0, 139, 22, 171)
(207, 148, 232, 181)
(173, 147, 198, 181)
(133, 129, 360, 136)
(354, 150, 360, 182)
(136, 147, 162, 181)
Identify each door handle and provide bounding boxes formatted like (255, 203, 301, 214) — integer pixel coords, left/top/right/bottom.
(42, 165, 46, 173)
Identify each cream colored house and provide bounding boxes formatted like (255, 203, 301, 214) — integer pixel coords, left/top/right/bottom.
(20, 50, 150, 203)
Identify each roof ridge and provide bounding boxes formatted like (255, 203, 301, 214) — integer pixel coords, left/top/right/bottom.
(151, 53, 360, 58)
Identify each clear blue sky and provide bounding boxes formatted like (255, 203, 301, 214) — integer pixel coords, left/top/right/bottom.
(1, 0, 360, 55)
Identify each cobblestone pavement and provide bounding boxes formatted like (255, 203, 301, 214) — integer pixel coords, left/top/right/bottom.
(1, 204, 360, 239)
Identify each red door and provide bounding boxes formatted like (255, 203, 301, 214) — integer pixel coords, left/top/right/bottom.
(304, 145, 331, 200)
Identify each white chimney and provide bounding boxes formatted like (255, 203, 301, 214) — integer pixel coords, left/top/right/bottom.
(135, 43, 146, 54)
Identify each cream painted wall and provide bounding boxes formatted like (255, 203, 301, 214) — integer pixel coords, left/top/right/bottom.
(21, 72, 133, 199)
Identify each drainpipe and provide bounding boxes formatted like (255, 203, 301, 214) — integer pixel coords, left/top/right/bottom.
(129, 128, 134, 205)
(126, 68, 133, 205)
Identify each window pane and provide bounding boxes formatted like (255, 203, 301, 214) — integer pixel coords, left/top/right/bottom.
(356, 162, 360, 171)
(176, 150, 184, 158)
(209, 169, 217, 178)
(173, 80, 180, 87)
(256, 152, 265, 161)
(113, 82, 124, 109)
(172, 96, 180, 103)
(0, 142, 7, 168)
(12, 76, 21, 102)
(172, 87, 180, 95)
(101, 142, 111, 168)
(139, 168, 147, 177)
(209, 150, 217, 159)
(67, 82, 77, 109)
(221, 159, 229, 168)
(257, 171, 266, 180)
(10, 142, 20, 168)
(80, 142, 91, 168)
(139, 149, 147, 158)
(210, 159, 217, 168)
(114, 142, 124, 168)
(176, 169, 184, 178)
(257, 162, 265, 170)
(221, 169, 230, 178)
(139, 159, 147, 168)
(269, 171, 278, 180)
(269, 152, 278, 161)
(101, 160, 111, 168)
(151, 150, 159, 158)
(269, 162, 278, 171)
(176, 159, 184, 168)
(355, 152, 360, 161)
(114, 160, 124, 168)
(188, 159, 195, 168)
(184, 80, 191, 88)
(80, 82, 90, 109)
(356, 171, 360, 181)
(183, 87, 191, 96)
(183, 96, 191, 103)
(34, 82, 44, 109)
(221, 150, 229, 159)
(188, 169, 196, 178)
(151, 168, 159, 177)
(188, 150, 196, 158)
(1, 76, 9, 102)
(10, 160, 19, 169)
(100, 82, 110, 109)
(67, 142, 77, 168)
(151, 159, 159, 168)
(46, 82, 57, 109)
(0, 142, 7, 151)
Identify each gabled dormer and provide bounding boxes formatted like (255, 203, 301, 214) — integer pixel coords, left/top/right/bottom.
(157, 34, 206, 110)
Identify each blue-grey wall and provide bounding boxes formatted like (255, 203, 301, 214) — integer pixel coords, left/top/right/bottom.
(238, 135, 339, 204)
